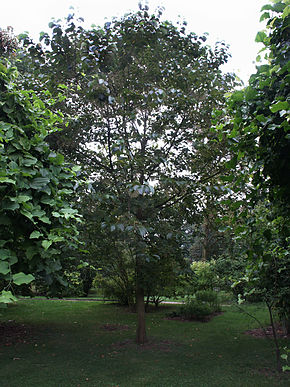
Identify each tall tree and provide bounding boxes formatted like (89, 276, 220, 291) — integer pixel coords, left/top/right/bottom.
(19, 6, 234, 343)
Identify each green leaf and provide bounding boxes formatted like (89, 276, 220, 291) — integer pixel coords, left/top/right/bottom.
(0, 249, 12, 260)
(138, 226, 147, 238)
(22, 157, 38, 166)
(30, 177, 50, 190)
(0, 261, 10, 275)
(42, 240, 52, 250)
(225, 157, 237, 169)
(231, 91, 244, 102)
(49, 152, 64, 165)
(0, 177, 15, 184)
(255, 31, 267, 43)
(261, 4, 273, 12)
(11, 195, 32, 204)
(30, 230, 43, 239)
(282, 5, 290, 19)
(270, 101, 289, 113)
(0, 290, 18, 304)
(260, 12, 270, 22)
(48, 234, 64, 242)
(1, 200, 20, 211)
(39, 216, 51, 224)
(12, 272, 34, 285)
(25, 246, 38, 260)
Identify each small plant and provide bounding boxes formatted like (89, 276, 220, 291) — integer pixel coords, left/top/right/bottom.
(281, 347, 290, 372)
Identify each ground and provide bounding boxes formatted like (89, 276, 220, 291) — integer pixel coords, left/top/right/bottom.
(0, 299, 289, 386)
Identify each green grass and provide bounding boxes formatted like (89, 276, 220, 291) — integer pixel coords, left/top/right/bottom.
(0, 300, 289, 387)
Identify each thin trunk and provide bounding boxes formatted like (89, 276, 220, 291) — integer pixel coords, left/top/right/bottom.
(267, 302, 282, 373)
(136, 283, 147, 344)
(202, 217, 209, 261)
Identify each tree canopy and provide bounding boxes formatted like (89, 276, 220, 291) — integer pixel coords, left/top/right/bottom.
(17, 6, 235, 343)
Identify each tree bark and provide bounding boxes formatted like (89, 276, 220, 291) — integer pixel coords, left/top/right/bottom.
(201, 216, 209, 261)
(136, 282, 147, 344)
(267, 302, 282, 373)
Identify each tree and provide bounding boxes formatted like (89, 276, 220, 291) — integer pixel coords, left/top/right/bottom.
(215, 0, 290, 372)
(224, 0, 290, 206)
(0, 61, 82, 304)
(19, 6, 234, 343)
(0, 27, 18, 57)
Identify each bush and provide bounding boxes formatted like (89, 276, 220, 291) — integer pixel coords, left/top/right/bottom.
(178, 299, 213, 321)
(195, 290, 221, 312)
(168, 289, 221, 321)
(93, 272, 135, 307)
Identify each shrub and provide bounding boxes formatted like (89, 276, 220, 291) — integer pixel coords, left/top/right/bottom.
(178, 299, 213, 321)
(93, 272, 135, 307)
(195, 290, 221, 312)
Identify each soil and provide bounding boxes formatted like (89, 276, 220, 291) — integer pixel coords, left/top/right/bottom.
(0, 320, 35, 346)
(100, 323, 130, 331)
(245, 324, 289, 339)
(165, 311, 223, 323)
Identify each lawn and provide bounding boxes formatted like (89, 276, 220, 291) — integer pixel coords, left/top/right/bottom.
(0, 299, 289, 387)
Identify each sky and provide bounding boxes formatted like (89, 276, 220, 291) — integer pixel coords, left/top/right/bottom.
(1, 0, 268, 83)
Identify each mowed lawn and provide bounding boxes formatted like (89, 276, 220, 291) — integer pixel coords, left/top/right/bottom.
(0, 300, 289, 387)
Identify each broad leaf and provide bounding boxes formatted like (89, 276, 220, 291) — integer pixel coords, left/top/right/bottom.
(12, 272, 34, 285)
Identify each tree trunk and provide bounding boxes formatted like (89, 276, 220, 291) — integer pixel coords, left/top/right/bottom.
(267, 302, 282, 373)
(136, 283, 147, 344)
(201, 216, 209, 261)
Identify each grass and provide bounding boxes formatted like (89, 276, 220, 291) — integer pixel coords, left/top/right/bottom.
(0, 299, 289, 387)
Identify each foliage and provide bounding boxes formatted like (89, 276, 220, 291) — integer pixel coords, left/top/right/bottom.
(281, 347, 290, 372)
(214, 254, 247, 295)
(17, 6, 235, 343)
(0, 61, 82, 304)
(170, 298, 214, 321)
(0, 27, 18, 56)
(234, 202, 290, 330)
(214, 0, 290, 371)
(195, 289, 221, 312)
(93, 268, 135, 306)
(61, 270, 85, 297)
(220, 0, 290, 206)
(190, 260, 221, 292)
(168, 290, 221, 320)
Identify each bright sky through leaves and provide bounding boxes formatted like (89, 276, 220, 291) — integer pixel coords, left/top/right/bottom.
(1, 0, 267, 83)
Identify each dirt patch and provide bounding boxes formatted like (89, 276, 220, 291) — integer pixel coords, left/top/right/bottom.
(165, 311, 223, 323)
(252, 367, 290, 381)
(245, 324, 289, 339)
(0, 321, 35, 346)
(100, 323, 130, 332)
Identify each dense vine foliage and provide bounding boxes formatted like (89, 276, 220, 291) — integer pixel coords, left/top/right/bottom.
(0, 62, 82, 303)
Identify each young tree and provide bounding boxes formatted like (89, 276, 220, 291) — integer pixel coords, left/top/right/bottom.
(19, 6, 234, 343)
